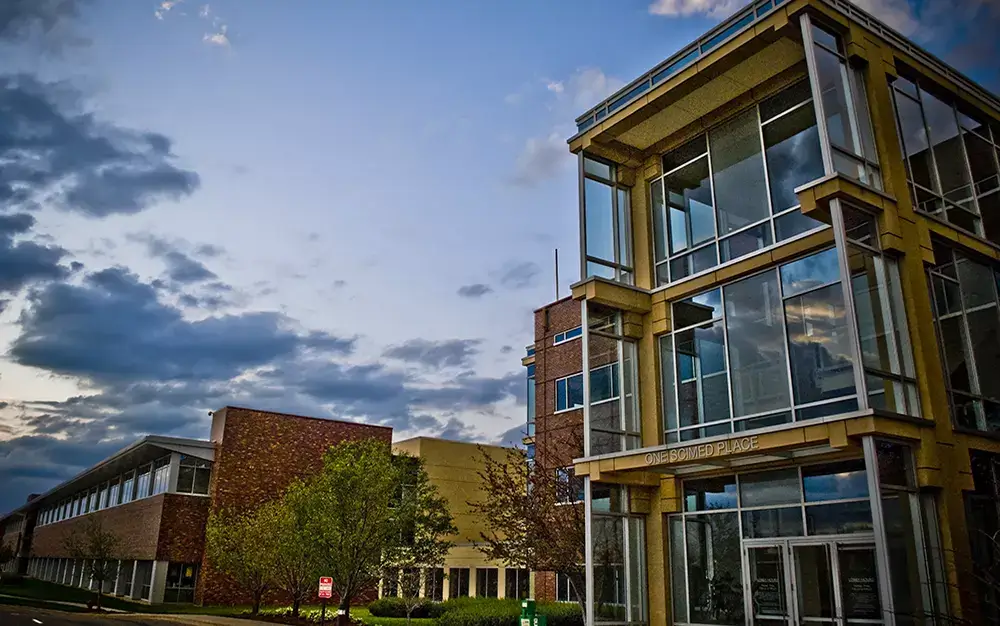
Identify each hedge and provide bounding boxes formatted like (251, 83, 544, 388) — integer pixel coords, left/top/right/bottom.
(367, 597, 446, 618)
(435, 598, 582, 626)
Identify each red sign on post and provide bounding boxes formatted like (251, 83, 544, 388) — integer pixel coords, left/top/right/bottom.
(319, 576, 333, 599)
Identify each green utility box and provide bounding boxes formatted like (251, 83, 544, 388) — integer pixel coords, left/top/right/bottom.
(520, 599, 546, 626)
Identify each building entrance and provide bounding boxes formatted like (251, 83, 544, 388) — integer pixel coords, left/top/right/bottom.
(743, 538, 881, 626)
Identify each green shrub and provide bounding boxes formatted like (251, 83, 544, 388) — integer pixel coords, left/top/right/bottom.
(368, 597, 443, 618)
(436, 598, 582, 626)
(251, 607, 367, 624)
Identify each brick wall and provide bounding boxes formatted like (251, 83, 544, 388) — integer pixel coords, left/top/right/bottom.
(157, 494, 210, 563)
(29, 495, 165, 561)
(529, 298, 585, 602)
(198, 407, 393, 606)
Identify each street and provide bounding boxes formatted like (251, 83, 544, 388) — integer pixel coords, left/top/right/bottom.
(0, 606, 190, 626)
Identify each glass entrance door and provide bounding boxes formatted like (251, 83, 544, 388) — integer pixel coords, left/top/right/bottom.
(743, 540, 883, 626)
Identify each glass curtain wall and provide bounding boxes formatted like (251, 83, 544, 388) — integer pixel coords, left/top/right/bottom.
(649, 79, 827, 285)
(589, 483, 646, 625)
(928, 241, 1000, 433)
(843, 206, 921, 416)
(527, 363, 536, 437)
(668, 460, 875, 625)
(582, 155, 633, 284)
(892, 71, 1000, 243)
(586, 304, 640, 456)
(660, 240, 918, 443)
(808, 21, 881, 187)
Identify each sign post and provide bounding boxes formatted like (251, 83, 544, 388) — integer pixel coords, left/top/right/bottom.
(319, 576, 333, 626)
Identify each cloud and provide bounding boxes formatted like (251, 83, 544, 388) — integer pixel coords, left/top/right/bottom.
(0, 213, 70, 294)
(203, 24, 229, 47)
(10, 266, 353, 385)
(129, 233, 218, 284)
(0, 0, 89, 49)
(457, 283, 493, 298)
(546, 81, 565, 94)
(383, 339, 483, 369)
(496, 424, 527, 448)
(498, 261, 541, 290)
(154, 0, 181, 20)
(511, 132, 571, 188)
(563, 67, 625, 112)
(0, 74, 200, 217)
(648, 0, 743, 19)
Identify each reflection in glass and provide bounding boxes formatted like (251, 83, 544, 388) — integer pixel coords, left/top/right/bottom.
(774, 208, 823, 241)
(923, 88, 976, 212)
(660, 336, 678, 434)
(593, 516, 625, 622)
(784, 283, 857, 404)
(739, 469, 800, 507)
(802, 460, 869, 501)
(742, 507, 803, 538)
(895, 89, 936, 191)
(676, 323, 730, 428)
(666, 156, 715, 255)
(592, 484, 626, 513)
(780, 248, 840, 297)
(670, 245, 718, 282)
(585, 178, 615, 262)
(669, 518, 688, 623)
(627, 517, 646, 622)
(685, 476, 737, 511)
(720, 223, 771, 263)
(674, 288, 723, 328)
(711, 108, 769, 236)
(763, 102, 824, 213)
(686, 513, 744, 624)
(814, 46, 854, 155)
(725, 271, 791, 417)
(805, 500, 873, 534)
(882, 493, 922, 622)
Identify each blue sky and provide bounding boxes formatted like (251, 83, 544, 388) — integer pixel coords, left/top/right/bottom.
(1, 0, 997, 512)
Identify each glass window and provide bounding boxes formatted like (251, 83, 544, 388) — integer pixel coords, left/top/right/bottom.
(176, 457, 212, 495)
(557, 572, 580, 603)
(802, 460, 869, 501)
(504, 568, 529, 600)
(651, 81, 830, 287)
(740, 469, 800, 507)
(583, 156, 632, 283)
(684, 476, 737, 511)
(108, 480, 120, 508)
(152, 457, 170, 495)
(685, 513, 743, 624)
(163, 562, 198, 603)
(426, 568, 445, 602)
(742, 507, 804, 538)
(929, 243, 1000, 433)
(475, 568, 498, 598)
(661, 248, 877, 442)
(449, 568, 470, 598)
(556, 373, 584, 412)
(136, 465, 151, 499)
(725, 270, 791, 417)
(711, 108, 769, 236)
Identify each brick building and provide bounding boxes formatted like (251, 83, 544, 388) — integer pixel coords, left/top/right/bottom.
(522, 296, 586, 603)
(0, 406, 391, 605)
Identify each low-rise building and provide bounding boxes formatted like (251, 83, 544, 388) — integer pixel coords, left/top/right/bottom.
(386, 437, 532, 601)
(0, 406, 391, 605)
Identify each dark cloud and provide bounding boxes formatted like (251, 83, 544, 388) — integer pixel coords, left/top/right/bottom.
(0, 212, 70, 293)
(457, 283, 493, 298)
(499, 261, 541, 290)
(0, 0, 89, 49)
(0, 74, 199, 217)
(383, 338, 482, 369)
(500, 345, 514, 354)
(10, 266, 354, 385)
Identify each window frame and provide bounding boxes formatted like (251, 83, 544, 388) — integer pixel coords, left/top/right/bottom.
(555, 372, 585, 414)
(554, 326, 583, 346)
(581, 154, 634, 285)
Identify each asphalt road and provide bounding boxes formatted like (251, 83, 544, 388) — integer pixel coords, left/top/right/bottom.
(0, 606, 178, 626)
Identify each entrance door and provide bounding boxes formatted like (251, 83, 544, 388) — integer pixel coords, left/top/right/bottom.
(743, 540, 883, 626)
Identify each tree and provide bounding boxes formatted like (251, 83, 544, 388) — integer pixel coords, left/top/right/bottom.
(383, 455, 456, 626)
(267, 494, 320, 617)
(469, 443, 588, 620)
(61, 516, 121, 610)
(205, 507, 276, 615)
(0, 540, 15, 578)
(290, 439, 455, 625)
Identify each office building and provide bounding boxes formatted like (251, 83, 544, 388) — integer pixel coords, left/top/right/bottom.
(561, 0, 1000, 624)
